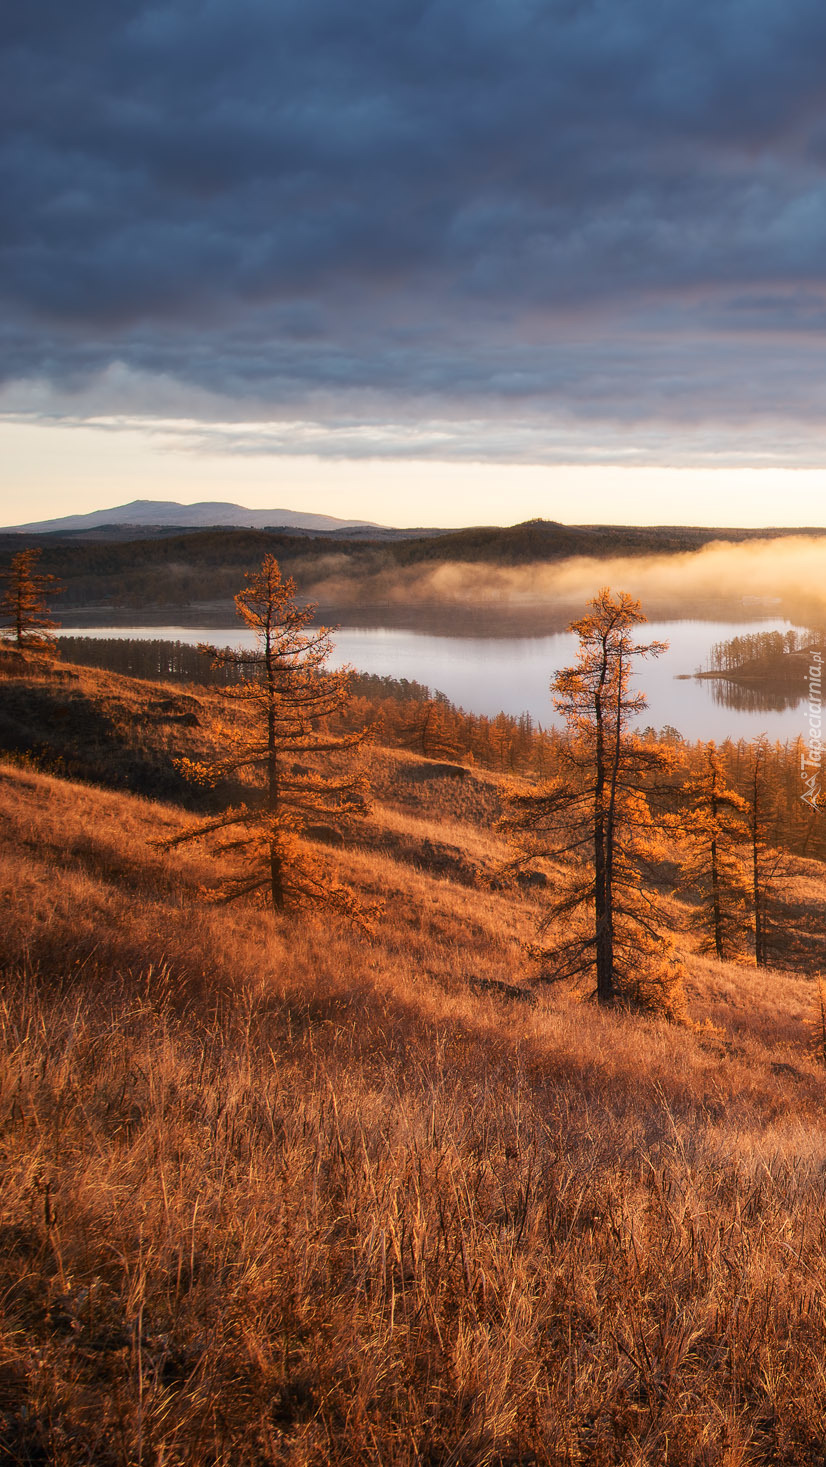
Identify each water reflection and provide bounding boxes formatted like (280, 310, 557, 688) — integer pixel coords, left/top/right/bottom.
(56, 616, 815, 744)
(706, 680, 803, 713)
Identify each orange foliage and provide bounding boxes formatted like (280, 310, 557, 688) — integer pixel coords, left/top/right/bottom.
(166, 555, 373, 925)
(507, 589, 686, 1016)
(0, 546, 63, 650)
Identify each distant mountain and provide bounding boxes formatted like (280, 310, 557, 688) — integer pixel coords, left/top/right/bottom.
(4, 499, 385, 535)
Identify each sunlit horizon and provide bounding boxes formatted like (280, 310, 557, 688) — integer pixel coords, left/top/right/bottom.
(5, 417, 826, 531)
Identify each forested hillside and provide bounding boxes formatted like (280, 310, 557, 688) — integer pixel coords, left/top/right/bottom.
(4, 519, 825, 615)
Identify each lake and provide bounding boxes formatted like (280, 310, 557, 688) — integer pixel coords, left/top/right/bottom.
(57, 618, 814, 744)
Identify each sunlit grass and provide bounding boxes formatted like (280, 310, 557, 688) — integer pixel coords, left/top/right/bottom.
(2, 753, 826, 1462)
(3, 643, 826, 1462)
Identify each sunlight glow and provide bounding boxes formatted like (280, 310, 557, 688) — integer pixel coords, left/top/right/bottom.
(3, 416, 826, 529)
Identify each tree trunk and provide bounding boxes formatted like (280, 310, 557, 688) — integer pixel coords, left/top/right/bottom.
(269, 840, 285, 911)
(710, 835, 723, 959)
(710, 782, 723, 959)
(264, 600, 283, 912)
(593, 651, 614, 1005)
(750, 751, 767, 967)
(752, 835, 764, 965)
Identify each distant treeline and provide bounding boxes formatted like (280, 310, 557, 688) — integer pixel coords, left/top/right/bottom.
(58, 635, 434, 702)
(58, 636, 249, 685)
(706, 628, 815, 674)
(3, 520, 809, 613)
(341, 685, 546, 774)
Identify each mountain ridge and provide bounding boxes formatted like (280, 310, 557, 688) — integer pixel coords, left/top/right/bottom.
(4, 498, 386, 535)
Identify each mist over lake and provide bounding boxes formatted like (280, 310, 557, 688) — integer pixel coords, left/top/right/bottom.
(57, 618, 813, 744)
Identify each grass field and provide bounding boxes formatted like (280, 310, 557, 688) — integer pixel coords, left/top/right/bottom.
(2, 653, 826, 1463)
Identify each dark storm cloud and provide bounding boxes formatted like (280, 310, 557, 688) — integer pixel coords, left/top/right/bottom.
(5, 0, 826, 448)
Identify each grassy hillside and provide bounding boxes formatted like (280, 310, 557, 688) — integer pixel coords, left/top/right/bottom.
(2, 652, 826, 1462)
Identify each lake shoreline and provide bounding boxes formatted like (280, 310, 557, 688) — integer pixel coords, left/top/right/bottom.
(53, 617, 813, 743)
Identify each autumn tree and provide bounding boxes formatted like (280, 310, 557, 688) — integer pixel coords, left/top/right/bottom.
(401, 694, 464, 762)
(166, 555, 371, 923)
(679, 741, 749, 960)
(505, 588, 685, 1015)
(746, 734, 776, 967)
(0, 547, 62, 650)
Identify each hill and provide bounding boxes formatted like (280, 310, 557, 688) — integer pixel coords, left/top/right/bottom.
(3, 498, 386, 535)
(6, 518, 826, 625)
(2, 648, 826, 1460)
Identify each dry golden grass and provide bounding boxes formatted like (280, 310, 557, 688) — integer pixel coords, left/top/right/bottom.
(4, 658, 826, 1462)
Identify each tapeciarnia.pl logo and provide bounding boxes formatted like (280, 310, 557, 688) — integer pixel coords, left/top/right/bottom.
(801, 650, 823, 811)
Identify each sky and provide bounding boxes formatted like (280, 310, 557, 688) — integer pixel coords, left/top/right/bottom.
(6, 0, 826, 528)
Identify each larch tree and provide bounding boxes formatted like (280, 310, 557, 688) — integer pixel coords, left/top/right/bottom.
(166, 555, 372, 924)
(679, 741, 749, 960)
(505, 587, 685, 1015)
(746, 734, 775, 967)
(1, 547, 62, 650)
(402, 694, 463, 762)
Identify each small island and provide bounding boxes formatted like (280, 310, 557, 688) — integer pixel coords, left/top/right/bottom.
(683, 628, 825, 712)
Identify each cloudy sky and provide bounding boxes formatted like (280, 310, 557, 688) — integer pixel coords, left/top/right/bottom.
(5, 0, 826, 526)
